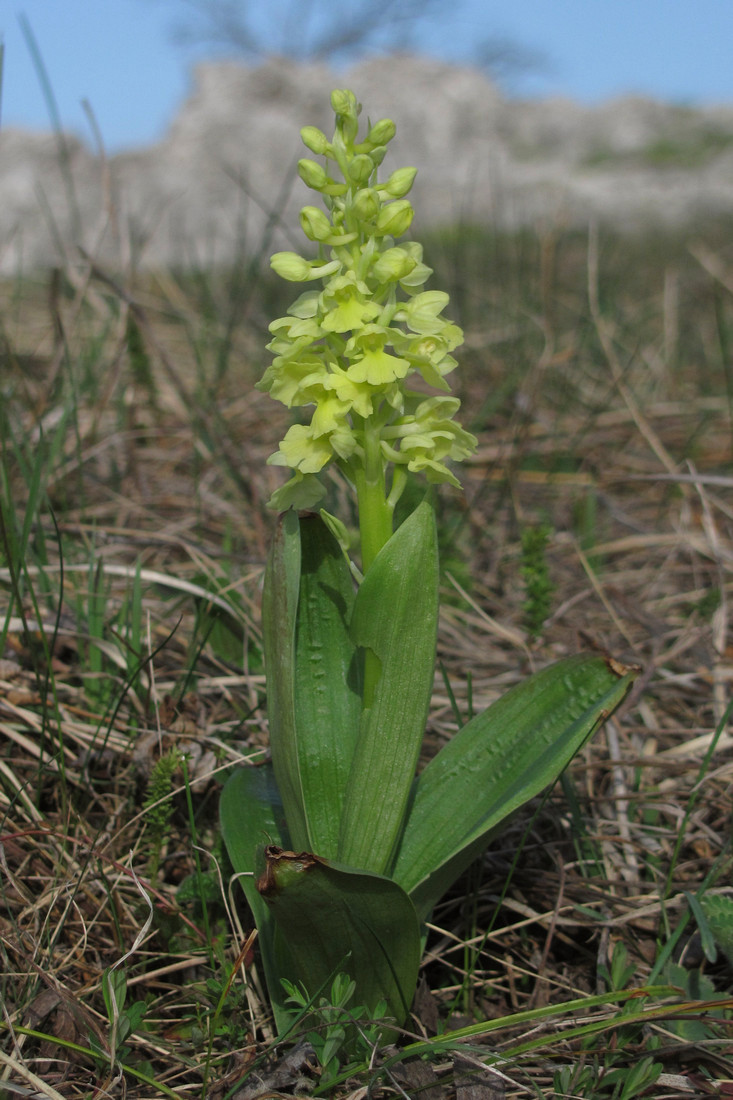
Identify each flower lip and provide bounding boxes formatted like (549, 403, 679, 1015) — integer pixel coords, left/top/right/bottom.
(320, 274, 381, 333)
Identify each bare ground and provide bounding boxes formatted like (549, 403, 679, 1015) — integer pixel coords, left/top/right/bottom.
(1, 228, 732, 1098)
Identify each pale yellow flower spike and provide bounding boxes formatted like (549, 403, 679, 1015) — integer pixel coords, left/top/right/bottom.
(258, 88, 477, 571)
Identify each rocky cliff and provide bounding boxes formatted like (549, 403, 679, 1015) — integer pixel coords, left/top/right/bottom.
(3, 54, 733, 274)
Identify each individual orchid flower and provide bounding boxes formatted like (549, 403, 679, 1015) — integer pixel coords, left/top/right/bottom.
(380, 395, 479, 486)
(343, 325, 411, 386)
(320, 273, 381, 333)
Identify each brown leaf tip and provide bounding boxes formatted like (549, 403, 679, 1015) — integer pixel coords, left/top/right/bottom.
(257, 845, 320, 897)
(606, 656, 640, 679)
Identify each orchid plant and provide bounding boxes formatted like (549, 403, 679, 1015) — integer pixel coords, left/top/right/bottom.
(220, 90, 635, 1037)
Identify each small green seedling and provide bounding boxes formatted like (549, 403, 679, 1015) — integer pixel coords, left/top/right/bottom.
(95, 966, 148, 1070)
(283, 972, 387, 1088)
(520, 522, 554, 639)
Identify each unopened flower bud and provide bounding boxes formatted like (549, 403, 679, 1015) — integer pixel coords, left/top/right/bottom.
(270, 253, 341, 283)
(367, 118, 396, 146)
(270, 252, 314, 281)
(372, 247, 416, 283)
(381, 166, 417, 198)
(348, 154, 374, 185)
(331, 89, 359, 119)
(298, 158, 329, 190)
(300, 205, 334, 242)
(300, 126, 330, 155)
(352, 187, 380, 223)
(331, 89, 360, 142)
(375, 199, 414, 238)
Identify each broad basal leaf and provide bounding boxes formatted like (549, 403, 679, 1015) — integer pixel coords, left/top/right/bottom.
(258, 845, 421, 1028)
(391, 654, 636, 920)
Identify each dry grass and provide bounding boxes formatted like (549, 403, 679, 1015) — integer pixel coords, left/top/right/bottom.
(1, 222, 732, 1099)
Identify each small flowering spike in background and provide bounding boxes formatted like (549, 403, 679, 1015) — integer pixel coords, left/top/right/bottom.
(257, 87, 477, 569)
(221, 88, 636, 1046)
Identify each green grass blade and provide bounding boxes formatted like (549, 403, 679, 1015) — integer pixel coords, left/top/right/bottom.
(338, 501, 439, 874)
(258, 846, 421, 1027)
(391, 654, 636, 919)
(19, 14, 82, 240)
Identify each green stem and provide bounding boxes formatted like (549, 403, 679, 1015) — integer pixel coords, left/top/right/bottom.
(354, 420, 393, 708)
(354, 424, 392, 575)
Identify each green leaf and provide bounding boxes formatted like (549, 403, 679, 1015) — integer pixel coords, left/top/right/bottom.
(338, 501, 439, 874)
(700, 892, 733, 965)
(263, 512, 362, 857)
(686, 891, 718, 963)
(391, 654, 636, 920)
(293, 514, 362, 857)
(102, 967, 127, 1020)
(258, 845, 421, 1027)
(262, 510, 307, 847)
(219, 763, 294, 1032)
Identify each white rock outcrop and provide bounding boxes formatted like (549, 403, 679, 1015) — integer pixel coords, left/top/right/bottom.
(2, 54, 733, 274)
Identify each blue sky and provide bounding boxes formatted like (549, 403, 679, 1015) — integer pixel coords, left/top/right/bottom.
(3, 0, 733, 153)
